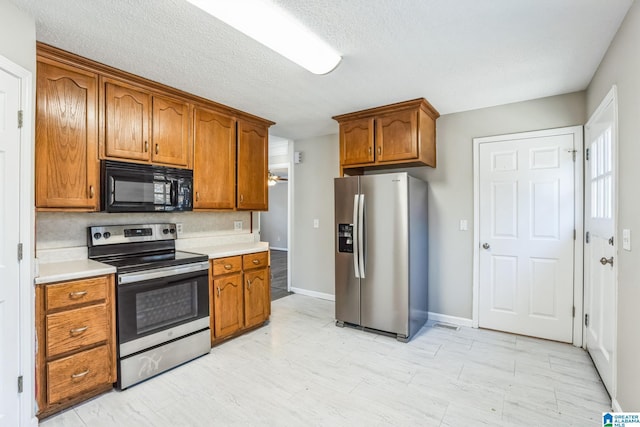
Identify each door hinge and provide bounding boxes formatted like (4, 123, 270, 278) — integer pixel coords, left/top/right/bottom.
(17, 243, 23, 261)
(17, 110, 23, 128)
(609, 236, 614, 246)
(17, 375, 23, 393)
(573, 229, 576, 240)
(585, 313, 589, 327)
(586, 231, 590, 244)
(585, 148, 590, 161)
(572, 306, 575, 318)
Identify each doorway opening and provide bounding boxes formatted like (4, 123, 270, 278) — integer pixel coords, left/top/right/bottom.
(261, 136, 293, 301)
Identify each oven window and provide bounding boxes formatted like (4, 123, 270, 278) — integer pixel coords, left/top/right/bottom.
(135, 281, 198, 334)
(114, 180, 170, 205)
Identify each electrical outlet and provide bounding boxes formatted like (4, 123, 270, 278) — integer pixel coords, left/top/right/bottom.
(234, 221, 243, 231)
(313, 219, 319, 228)
(175, 223, 183, 237)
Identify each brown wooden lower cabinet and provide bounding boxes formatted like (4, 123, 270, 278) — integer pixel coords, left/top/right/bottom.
(35, 275, 116, 419)
(210, 251, 271, 344)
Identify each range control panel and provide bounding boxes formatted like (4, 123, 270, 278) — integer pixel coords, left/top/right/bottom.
(337, 224, 354, 253)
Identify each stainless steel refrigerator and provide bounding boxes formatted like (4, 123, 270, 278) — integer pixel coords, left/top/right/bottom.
(334, 172, 428, 342)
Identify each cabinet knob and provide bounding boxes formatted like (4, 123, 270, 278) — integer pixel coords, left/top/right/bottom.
(224, 264, 232, 270)
(252, 259, 260, 265)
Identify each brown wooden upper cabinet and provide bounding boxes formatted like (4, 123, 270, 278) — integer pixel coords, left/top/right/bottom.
(103, 78, 191, 168)
(332, 98, 439, 175)
(193, 107, 236, 210)
(35, 57, 100, 211)
(237, 120, 269, 211)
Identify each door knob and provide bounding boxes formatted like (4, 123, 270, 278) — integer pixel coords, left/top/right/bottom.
(600, 256, 614, 266)
(482, 243, 490, 250)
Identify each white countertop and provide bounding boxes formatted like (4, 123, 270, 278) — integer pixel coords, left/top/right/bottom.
(36, 259, 117, 285)
(34, 242, 269, 285)
(188, 241, 269, 259)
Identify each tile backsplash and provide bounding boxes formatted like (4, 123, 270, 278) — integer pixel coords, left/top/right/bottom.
(36, 211, 254, 250)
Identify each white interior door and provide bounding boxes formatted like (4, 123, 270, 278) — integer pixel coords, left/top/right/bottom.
(585, 88, 617, 396)
(0, 63, 22, 427)
(477, 129, 577, 342)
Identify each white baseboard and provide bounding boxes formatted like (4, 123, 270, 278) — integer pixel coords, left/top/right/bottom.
(612, 397, 622, 412)
(290, 287, 335, 301)
(428, 312, 473, 328)
(269, 246, 288, 251)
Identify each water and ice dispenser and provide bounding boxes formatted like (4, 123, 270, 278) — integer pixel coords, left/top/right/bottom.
(337, 223, 354, 253)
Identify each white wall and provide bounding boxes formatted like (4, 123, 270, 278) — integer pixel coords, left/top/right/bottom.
(291, 134, 339, 297)
(586, 0, 640, 411)
(260, 182, 288, 250)
(291, 92, 585, 312)
(0, 0, 36, 73)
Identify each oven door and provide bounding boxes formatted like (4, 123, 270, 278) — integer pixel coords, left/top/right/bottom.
(117, 262, 209, 358)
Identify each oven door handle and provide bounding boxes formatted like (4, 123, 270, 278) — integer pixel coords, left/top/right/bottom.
(118, 261, 210, 285)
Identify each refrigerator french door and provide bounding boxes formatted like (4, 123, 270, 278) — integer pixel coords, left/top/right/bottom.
(334, 172, 428, 342)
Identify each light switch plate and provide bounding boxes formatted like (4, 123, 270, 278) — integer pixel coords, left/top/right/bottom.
(459, 220, 468, 231)
(234, 221, 243, 231)
(623, 228, 631, 251)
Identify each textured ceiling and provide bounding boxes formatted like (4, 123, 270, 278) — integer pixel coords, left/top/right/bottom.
(9, 0, 633, 140)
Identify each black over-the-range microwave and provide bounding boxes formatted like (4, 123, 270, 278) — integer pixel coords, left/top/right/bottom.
(101, 160, 193, 212)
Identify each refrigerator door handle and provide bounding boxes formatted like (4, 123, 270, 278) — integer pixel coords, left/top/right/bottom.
(353, 194, 360, 279)
(358, 193, 365, 278)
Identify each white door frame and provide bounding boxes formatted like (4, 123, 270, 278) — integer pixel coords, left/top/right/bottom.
(0, 54, 35, 426)
(472, 126, 584, 346)
(584, 85, 618, 404)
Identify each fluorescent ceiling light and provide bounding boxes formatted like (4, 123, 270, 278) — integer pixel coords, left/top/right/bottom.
(186, 0, 342, 74)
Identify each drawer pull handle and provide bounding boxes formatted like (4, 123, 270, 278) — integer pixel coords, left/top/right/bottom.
(217, 286, 221, 297)
(155, 144, 159, 155)
(144, 141, 149, 152)
(70, 326, 89, 336)
(252, 259, 260, 265)
(89, 185, 95, 199)
(69, 291, 88, 299)
(71, 370, 90, 379)
(224, 264, 233, 270)
(247, 279, 252, 289)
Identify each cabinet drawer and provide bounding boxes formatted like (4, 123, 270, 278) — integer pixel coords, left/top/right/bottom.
(212, 256, 242, 276)
(46, 304, 109, 357)
(46, 276, 108, 310)
(243, 252, 268, 270)
(47, 344, 112, 404)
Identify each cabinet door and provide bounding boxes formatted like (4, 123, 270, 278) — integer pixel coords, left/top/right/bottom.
(375, 109, 418, 162)
(104, 80, 150, 161)
(244, 268, 269, 328)
(193, 107, 236, 209)
(36, 60, 100, 210)
(152, 95, 190, 167)
(213, 274, 244, 339)
(237, 120, 269, 210)
(340, 117, 374, 166)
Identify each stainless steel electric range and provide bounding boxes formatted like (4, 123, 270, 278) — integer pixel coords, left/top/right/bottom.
(88, 223, 210, 389)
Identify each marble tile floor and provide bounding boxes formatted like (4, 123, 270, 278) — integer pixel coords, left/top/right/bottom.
(41, 294, 610, 426)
